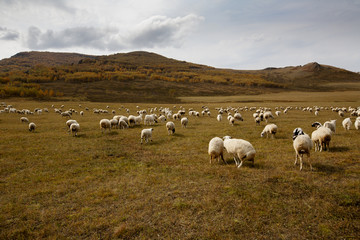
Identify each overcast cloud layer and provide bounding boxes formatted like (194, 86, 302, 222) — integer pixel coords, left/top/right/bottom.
(0, 0, 359, 71)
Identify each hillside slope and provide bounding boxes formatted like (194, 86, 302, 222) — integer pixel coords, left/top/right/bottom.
(0, 51, 359, 102)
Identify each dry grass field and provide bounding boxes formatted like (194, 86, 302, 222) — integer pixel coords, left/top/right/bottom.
(1, 93, 360, 239)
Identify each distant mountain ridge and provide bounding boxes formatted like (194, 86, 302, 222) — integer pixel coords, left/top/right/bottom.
(0, 51, 359, 102)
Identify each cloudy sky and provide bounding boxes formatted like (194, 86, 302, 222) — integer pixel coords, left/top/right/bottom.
(1, 0, 359, 71)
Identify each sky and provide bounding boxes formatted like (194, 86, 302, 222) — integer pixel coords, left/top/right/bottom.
(0, 0, 359, 72)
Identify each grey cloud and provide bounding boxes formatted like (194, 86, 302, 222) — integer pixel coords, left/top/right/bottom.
(0, 27, 20, 41)
(129, 14, 204, 48)
(27, 26, 124, 50)
(25, 14, 204, 51)
(0, 0, 75, 13)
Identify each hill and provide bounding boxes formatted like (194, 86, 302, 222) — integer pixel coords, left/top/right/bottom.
(0, 51, 359, 102)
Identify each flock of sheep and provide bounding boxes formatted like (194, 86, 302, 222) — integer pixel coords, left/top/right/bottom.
(2, 102, 360, 171)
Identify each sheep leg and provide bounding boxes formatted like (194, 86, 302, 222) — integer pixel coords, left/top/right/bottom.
(299, 154, 303, 171)
(294, 153, 298, 166)
(210, 155, 213, 164)
(220, 153, 227, 165)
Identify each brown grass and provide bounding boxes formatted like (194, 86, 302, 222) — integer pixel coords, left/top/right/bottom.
(0, 93, 359, 239)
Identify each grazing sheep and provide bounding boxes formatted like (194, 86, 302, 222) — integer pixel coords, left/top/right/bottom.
(275, 111, 281, 117)
(144, 114, 157, 125)
(28, 122, 36, 132)
(311, 126, 332, 152)
(354, 119, 360, 130)
(61, 111, 71, 118)
(255, 117, 260, 125)
(217, 114, 222, 122)
(292, 127, 304, 141)
(100, 119, 111, 133)
(80, 111, 84, 116)
(69, 123, 80, 136)
(181, 117, 188, 128)
(20, 117, 29, 123)
(264, 111, 274, 123)
(228, 116, 235, 126)
(158, 115, 167, 122)
(338, 110, 345, 117)
(311, 121, 322, 129)
(166, 121, 175, 135)
(128, 115, 136, 127)
(323, 120, 336, 133)
(140, 128, 153, 144)
(342, 117, 352, 131)
(66, 120, 78, 132)
(208, 137, 226, 164)
(261, 124, 278, 138)
(110, 119, 118, 129)
(223, 136, 256, 168)
(293, 132, 313, 171)
(234, 113, 243, 121)
(119, 120, 129, 129)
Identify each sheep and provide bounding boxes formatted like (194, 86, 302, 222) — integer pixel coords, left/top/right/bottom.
(261, 124, 278, 138)
(293, 131, 313, 171)
(140, 128, 153, 144)
(234, 113, 243, 121)
(66, 119, 78, 131)
(119, 120, 129, 129)
(20, 117, 29, 123)
(228, 116, 235, 126)
(355, 119, 360, 130)
(208, 137, 226, 164)
(144, 114, 157, 125)
(323, 120, 336, 133)
(80, 111, 84, 116)
(110, 119, 118, 129)
(223, 136, 256, 168)
(181, 117, 188, 128)
(100, 119, 111, 133)
(292, 127, 304, 141)
(311, 126, 332, 152)
(69, 123, 80, 137)
(342, 117, 352, 131)
(264, 111, 274, 123)
(158, 115, 167, 122)
(255, 117, 260, 125)
(275, 111, 281, 117)
(166, 121, 175, 135)
(128, 115, 136, 127)
(61, 111, 71, 118)
(217, 114, 222, 122)
(28, 122, 36, 132)
(311, 121, 322, 129)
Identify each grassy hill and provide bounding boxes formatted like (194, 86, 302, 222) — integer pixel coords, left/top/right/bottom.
(0, 51, 359, 102)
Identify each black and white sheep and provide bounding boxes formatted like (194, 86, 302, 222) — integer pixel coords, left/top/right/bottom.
(29, 122, 36, 132)
(166, 121, 175, 135)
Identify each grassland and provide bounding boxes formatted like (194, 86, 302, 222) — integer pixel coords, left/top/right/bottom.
(1, 93, 360, 239)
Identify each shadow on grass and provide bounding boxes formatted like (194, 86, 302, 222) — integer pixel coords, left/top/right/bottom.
(223, 158, 264, 169)
(329, 146, 350, 152)
(313, 163, 344, 174)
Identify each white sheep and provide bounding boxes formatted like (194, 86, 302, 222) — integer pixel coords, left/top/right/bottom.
(263, 111, 274, 123)
(141, 128, 154, 144)
(261, 124, 278, 138)
(69, 123, 80, 136)
(158, 115, 167, 122)
(342, 117, 352, 131)
(223, 136, 256, 168)
(293, 132, 313, 171)
(217, 114, 222, 122)
(66, 119, 78, 131)
(234, 113, 243, 121)
(355, 118, 360, 130)
(20, 117, 29, 123)
(144, 114, 157, 125)
(29, 122, 36, 132)
(110, 119, 118, 129)
(100, 119, 111, 133)
(323, 120, 336, 133)
(208, 137, 226, 164)
(181, 117, 188, 128)
(166, 121, 175, 135)
(228, 116, 235, 126)
(119, 120, 129, 129)
(275, 111, 281, 117)
(254, 117, 260, 125)
(311, 126, 332, 152)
